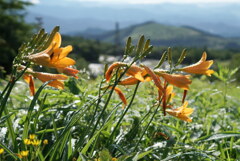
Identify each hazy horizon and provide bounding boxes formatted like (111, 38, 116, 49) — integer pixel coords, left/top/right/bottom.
(25, 0, 240, 37)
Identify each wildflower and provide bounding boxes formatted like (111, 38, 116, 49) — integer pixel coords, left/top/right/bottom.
(105, 62, 146, 82)
(28, 32, 75, 68)
(0, 148, 4, 154)
(43, 139, 48, 145)
(29, 134, 36, 140)
(20, 150, 29, 157)
(156, 72, 192, 90)
(166, 101, 194, 122)
(24, 139, 31, 145)
(180, 52, 214, 76)
(112, 158, 118, 161)
(31, 139, 41, 146)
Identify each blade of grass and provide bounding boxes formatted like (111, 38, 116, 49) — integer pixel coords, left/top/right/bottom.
(0, 142, 18, 160)
(22, 81, 51, 139)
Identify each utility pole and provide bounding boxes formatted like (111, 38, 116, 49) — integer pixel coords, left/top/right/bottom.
(114, 22, 120, 55)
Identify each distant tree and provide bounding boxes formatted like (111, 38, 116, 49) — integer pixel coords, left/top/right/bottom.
(0, 0, 34, 76)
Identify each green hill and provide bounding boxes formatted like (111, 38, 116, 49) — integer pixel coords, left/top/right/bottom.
(87, 21, 240, 49)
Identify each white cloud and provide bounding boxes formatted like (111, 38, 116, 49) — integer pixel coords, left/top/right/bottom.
(67, 0, 240, 4)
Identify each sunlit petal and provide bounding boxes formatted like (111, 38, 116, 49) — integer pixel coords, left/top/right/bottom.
(105, 62, 127, 82)
(157, 73, 192, 90)
(51, 57, 76, 68)
(57, 67, 79, 78)
(166, 101, 194, 122)
(23, 74, 35, 96)
(181, 52, 214, 76)
(109, 86, 127, 109)
(141, 65, 164, 92)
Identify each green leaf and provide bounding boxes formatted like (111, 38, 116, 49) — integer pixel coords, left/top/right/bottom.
(175, 48, 187, 67)
(22, 81, 50, 139)
(0, 112, 15, 124)
(154, 51, 167, 69)
(136, 35, 145, 56)
(81, 120, 112, 155)
(36, 127, 65, 134)
(196, 132, 240, 142)
(0, 142, 18, 160)
(162, 151, 214, 161)
(132, 150, 152, 161)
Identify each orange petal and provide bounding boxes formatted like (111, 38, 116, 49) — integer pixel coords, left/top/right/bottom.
(23, 74, 35, 96)
(105, 62, 127, 82)
(126, 65, 145, 82)
(48, 80, 65, 89)
(118, 77, 139, 85)
(181, 52, 214, 76)
(57, 67, 79, 78)
(53, 32, 62, 49)
(51, 45, 73, 62)
(158, 73, 192, 90)
(59, 45, 73, 59)
(33, 72, 68, 83)
(109, 86, 127, 109)
(29, 71, 65, 89)
(51, 57, 76, 68)
(166, 101, 194, 122)
(141, 65, 164, 92)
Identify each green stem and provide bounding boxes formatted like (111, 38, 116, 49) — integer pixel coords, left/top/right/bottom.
(0, 81, 11, 102)
(89, 82, 117, 138)
(107, 81, 140, 145)
(133, 102, 161, 152)
(89, 60, 136, 138)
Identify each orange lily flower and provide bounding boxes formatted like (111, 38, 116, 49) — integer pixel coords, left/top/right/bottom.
(180, 52, 214, 76)
(28, 32, 75, 68)
(105, 62, 146, 82)
(57, 67, 79, 78)
(32, 72, 68, 89)
(166, 101, 194, 122)
(156, 72, 192, 90)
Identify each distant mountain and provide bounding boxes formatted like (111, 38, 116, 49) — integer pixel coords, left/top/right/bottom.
(77, 21, 240, 49)
(69, 28, 108, 38)
(26, 2, 240, 37)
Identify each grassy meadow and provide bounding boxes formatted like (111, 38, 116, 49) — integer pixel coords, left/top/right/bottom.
(0, 27, 240, 161)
